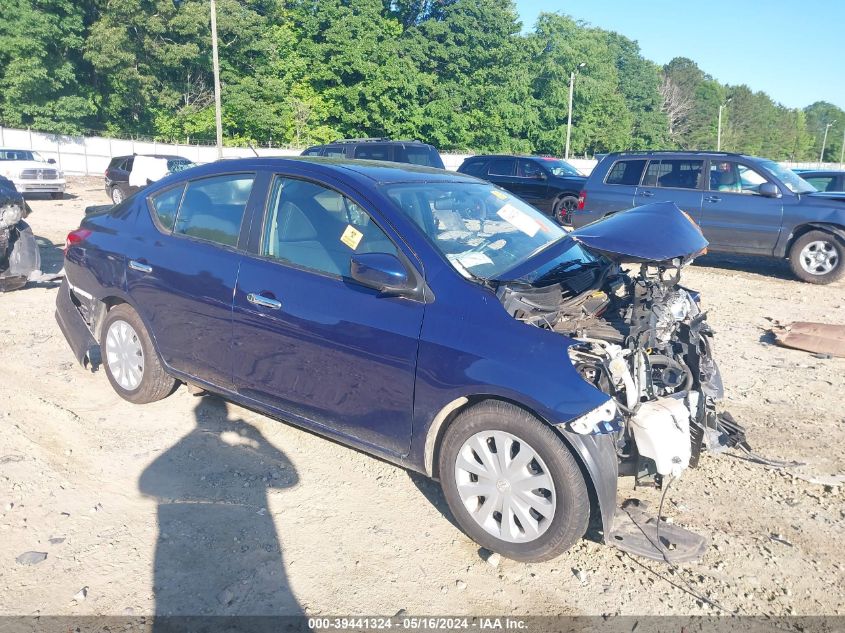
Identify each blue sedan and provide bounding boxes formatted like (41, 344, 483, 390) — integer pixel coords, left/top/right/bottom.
(56, 157, 738, 562)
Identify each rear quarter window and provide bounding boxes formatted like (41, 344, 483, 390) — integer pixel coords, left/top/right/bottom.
(150, 184, 186, 231)
(604, 159, 647, 186)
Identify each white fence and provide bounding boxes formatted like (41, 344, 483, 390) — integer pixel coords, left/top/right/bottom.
(1, 126, 838, 177)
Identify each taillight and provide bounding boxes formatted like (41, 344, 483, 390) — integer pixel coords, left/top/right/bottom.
(65, 228, 91, 254)
(577, 190, 586, 210)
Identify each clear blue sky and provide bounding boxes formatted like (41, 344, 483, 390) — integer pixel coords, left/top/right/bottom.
(515, 0, 845, 111)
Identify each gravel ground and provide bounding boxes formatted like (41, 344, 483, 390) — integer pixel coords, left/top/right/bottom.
(0, 177, 843, 617)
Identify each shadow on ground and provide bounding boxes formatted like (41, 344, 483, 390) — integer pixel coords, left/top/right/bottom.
(139, 396, 303, 619)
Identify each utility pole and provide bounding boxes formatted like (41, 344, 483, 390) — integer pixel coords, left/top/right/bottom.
(819, 120, 836, 164)
(210, 0, 223, 160)
(717, 97, 732, 151)
(565, 62, 586, 160)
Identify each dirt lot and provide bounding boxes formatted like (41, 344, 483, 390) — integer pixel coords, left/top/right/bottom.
(0, 176, 843, 617)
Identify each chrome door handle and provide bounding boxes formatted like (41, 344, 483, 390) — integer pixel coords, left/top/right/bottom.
(705, 195, 722, 203)
(128, 260, 153, 273)
(639, 190, 654, 197)
(247, 293, 282, 310)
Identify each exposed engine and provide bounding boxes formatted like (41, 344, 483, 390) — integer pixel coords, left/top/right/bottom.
(497, 257, 743, 483)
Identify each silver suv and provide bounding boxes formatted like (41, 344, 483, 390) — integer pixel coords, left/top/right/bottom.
(573, 151, 845, 284)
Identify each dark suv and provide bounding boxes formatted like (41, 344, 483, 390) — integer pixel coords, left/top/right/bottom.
(105, 154, 195, 205)
(457, 155, 586, 224)
(301, 138, 444, 169)
(574, 151, 845, 284)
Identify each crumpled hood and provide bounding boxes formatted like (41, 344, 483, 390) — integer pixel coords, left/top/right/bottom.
(570, 201, 709, 263)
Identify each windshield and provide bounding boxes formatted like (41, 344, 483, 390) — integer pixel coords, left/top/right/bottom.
(382, 182, 566, 280)
(0, 150, 45, 162)
(759, 159, 816, 194)
(538, 158, 582, 177)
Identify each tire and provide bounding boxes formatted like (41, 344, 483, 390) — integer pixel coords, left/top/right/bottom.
(437, 401, 590, 562)
(553, 195, 579, 225)
(101, 304, 176, 404)
(50, 192, 64, 200)
(111, 185, 125, 205)
(788, 230, 845, 284)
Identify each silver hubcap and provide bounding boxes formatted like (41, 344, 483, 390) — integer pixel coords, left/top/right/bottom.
(454, 431, 556, 543)
(113, 189, 123, 204)
(105, 319, 144, 391)
(799, 240, 838, 275)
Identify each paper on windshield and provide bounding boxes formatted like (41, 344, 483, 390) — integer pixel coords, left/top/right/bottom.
(496, 204, 541, 237)
(448, 252, 493, 269)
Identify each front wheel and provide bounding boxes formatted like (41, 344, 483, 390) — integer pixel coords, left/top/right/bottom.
(438, 401, 589, 562)
(788, 230, 844, 284)
(101, 304, 177, 404)
(111, 185, 126, 205)
(553, 195, 579, 225)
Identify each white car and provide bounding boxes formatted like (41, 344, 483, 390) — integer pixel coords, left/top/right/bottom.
(0, 148, 66, 199)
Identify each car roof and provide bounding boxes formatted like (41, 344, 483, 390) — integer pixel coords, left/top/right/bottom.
(308, 139, 435, 147)
(464, 154, 559, 160)
(160, 156, 478, 186)
(112, 154, 192, 160)
(601, 150, 762, 161)
(799, 169, 845, 176)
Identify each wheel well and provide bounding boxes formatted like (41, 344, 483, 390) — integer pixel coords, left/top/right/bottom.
(785, 223, 845, 256)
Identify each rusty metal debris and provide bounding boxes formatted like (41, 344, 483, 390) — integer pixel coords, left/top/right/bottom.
(770, 321, 845, 358)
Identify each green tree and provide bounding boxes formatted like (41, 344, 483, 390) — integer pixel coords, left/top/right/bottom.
(804, 101, 845, 162)
(0, 0, 97, 133)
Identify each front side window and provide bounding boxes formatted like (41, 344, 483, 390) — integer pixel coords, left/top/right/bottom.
(488, 158, 515, 177)
(150, 184, 185, 231)
(708, 161, 770, 195)
(537, 158, 581, 176)
(642, 159, 703, 189)
(262, 177, 397, 278)
(173, 173, 254, 247)
(383, 182, 564, 281)
(518, 159, 544, 178)
(605, 159, 647, 186)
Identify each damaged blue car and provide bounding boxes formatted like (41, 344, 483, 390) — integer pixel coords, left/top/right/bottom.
(56, 158, 744, 562)
(0, 175, 41, 292)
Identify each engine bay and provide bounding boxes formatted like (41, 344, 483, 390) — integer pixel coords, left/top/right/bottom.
(497, 255, 746, 484)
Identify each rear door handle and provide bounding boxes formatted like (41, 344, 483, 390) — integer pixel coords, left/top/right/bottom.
(128, 260, 153, 273)
(705, 195, 722, 203)
(247, 293, 282, 310)
(638, 190, 654, 197)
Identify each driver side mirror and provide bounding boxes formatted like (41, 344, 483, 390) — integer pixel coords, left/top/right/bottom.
(350, 253, 412, 295)
(759, 182, 781, 198)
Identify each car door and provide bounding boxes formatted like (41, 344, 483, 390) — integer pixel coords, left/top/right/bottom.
(635, 158, 705, 223)
(698, 159, 784, 253)
(590, 158, 647, 216)
(484, 157, 518, 194)
(510, 159, 550, 210)
(231, 172, 425, 455)
(125, 171, 261, 387)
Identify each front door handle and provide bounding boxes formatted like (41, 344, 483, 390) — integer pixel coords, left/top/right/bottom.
(638, 190, 654, 197)
(128, 260, 153, 273)
(705, 195, 722, 203)
(247, 292, 282, 310)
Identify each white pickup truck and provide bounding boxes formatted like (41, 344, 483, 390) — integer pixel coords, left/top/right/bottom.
(0, 148, 66, 199)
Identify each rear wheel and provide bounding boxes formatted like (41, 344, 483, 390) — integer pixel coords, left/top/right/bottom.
(788, 230, 844, 284)
(101, 304, 176, 404)
(111, 185, 126, 205)
(438, 401, 589, 562)
(553, 195, 579, 225)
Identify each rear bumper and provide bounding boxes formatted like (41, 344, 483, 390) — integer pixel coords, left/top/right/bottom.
(55, 278, 101, 370)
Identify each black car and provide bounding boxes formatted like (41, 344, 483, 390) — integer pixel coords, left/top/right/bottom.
(457, 155, 586, 224)
(797, 170, 845, 193)
(301, 138, 445, 169)
(105, 154, 195, 205)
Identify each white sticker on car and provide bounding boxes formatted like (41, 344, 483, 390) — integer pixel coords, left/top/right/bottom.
(496, 204, 541, 237)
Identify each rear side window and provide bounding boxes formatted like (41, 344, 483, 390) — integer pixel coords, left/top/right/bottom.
(642, 159, 703, 189)
(173, 174, 255, 247)
(354, 144, 392, 161)
(605, 159, 647, 186)
(804, 175, 836, 192)
(301, 147, 323, 157)
(488, 158, 515, 177)
(150, 184, 185, 231)
(323, 146, 346, 158)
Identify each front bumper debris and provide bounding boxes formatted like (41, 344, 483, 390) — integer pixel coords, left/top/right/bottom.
(55, 278, 101, 371)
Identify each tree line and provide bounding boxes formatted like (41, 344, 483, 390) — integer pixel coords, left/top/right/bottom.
(1, 0, 843, 161)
